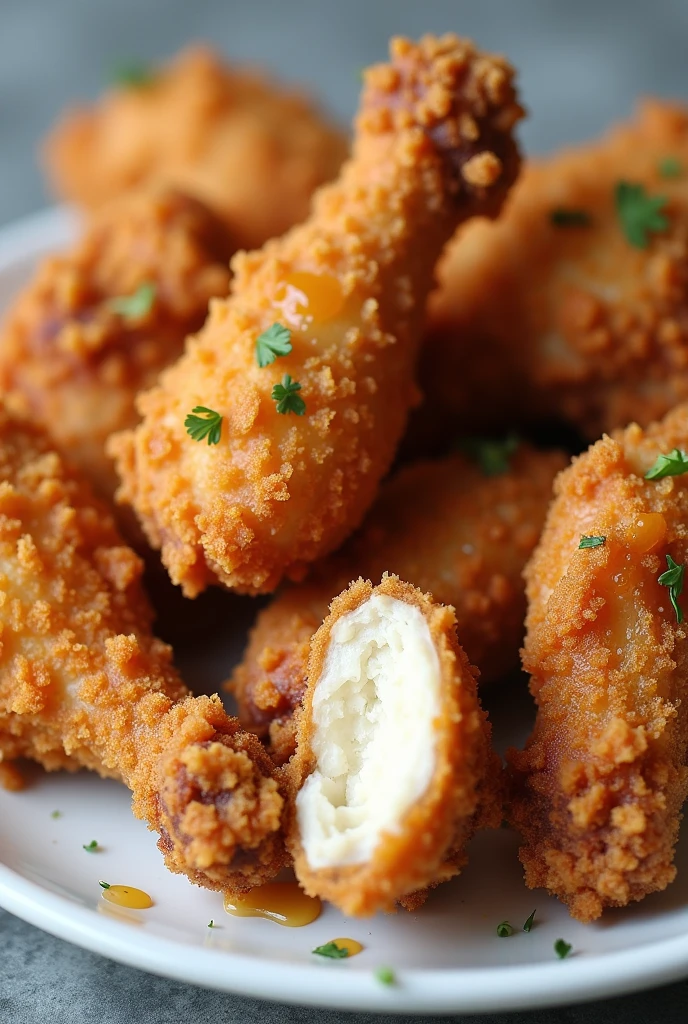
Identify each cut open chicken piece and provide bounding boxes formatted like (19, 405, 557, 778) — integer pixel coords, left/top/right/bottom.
(284, 575, 500, 916)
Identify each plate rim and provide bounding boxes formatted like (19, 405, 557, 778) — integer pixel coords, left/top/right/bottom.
(4, 856, 688, 1015)
(1, 204, 688, 1013)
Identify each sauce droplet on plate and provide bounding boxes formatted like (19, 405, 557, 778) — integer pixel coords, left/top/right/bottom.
(101, 885, 153, 910)
(223, 882, 321, 927)
(330, 937, 364, 956)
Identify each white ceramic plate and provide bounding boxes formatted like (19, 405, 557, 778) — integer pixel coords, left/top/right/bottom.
(1, 208, 688, 1015)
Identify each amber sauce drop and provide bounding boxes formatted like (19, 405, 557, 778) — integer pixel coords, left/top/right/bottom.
(330, 937, 364, 956)
(223, 882, 321, 927)
(273, 272, 345, 330)
(101, 885, 153, 910)
(624, 512, 667, 554)
(603, 513, 667, 666)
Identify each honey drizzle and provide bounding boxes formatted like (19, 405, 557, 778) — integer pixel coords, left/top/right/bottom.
(329, 937, 364, 956)
(101, 884, 153, 910)
(273, 272, 345, 330)
(223, 882, 321, 927)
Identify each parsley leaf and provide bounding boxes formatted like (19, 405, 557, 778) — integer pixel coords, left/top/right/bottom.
(184, 406, 223, 445)
(312, 941, 350, 959)
(375, 966, 396, 985)
(272, 374, 306, 415)
(554, 939, 572, 959)
(99, 880, 110, 889)
(256, 323, 292, 367)
(50, 810, 61, 819)
(83, 840, 99, 853)
(579, 535, 606, 549)
(112, 62, 153, 88)
(615, 181, 669, 248)
(523, 910, 536, 933)
(658, 554, 685, 623)
(208, 920, 216, 928)
(460, 433, 519, 477)
(658, 157, 683, 179)
(550, 208, 592, 227)
(644, 448, 688, 480)
(108, 282, 157, 320)
(496, 920, 513, 938)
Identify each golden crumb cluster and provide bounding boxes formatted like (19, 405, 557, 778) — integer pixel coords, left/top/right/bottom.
(0, 187, 233, 498)
(44, 45, 348, 250)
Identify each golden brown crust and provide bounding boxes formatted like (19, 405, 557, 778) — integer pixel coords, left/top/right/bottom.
(0, 188, 233, 501)
(507, 403, 688, 920)
(419, 99, 688, 440)
(43, 45, 348, 251)
(0, 409, 285, 892)
(111, 34, 522, 596)
(283, 574, 500, 916)
(230, 446, 564, 762)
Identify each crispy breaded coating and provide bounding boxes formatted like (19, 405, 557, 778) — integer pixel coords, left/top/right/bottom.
(43, 46, 347, 251)
(0, 410, 285, 892)
(507, 404, 688, 921)
(0, 188, 233, 502)
(283, 576, 501, 916)
(111, 34, 523, 597)
(420, 100, 688, 439)
(231, 445, 565, 763)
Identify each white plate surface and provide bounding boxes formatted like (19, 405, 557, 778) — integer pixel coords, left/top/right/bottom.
(1, 207, 688, 1015)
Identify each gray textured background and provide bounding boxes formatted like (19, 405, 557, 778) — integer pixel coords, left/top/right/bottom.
(2, 0, 688, 1020)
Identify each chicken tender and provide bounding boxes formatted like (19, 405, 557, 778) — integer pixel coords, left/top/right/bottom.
(231, 445, 565, 764)
(0, 187, 234, 502)
(111, 34, 523, 597)
(284, 575, 501, 916)
(43, 46, 347, 251)
(420, 100, 688, 439)
(508, 403, 688, 921)
(0, 409, 285, 892)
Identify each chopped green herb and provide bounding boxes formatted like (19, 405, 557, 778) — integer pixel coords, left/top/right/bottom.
(375, 966, 396, 985)
(579, 535, 606, 549)
(658, 157, 683, 179)
(98, 880, 110, 889)
(108, 281, 157, 320)
(272, 374, 306, 416)
(208, 920, 216, 928)
(184, 406, 223, 445)
(496, 920, 514, 938)
(658, 554, 685, 623)
(50, 810, 61, 819)
(112, 62, 153, 88)
(523, 910, 536, 933)
(82, 840, 99, 853)
(312, 941, 350, 959)
(615, 181, 669, 249)
(256, 322, 292, 367)
(550, 208, 592, 227)
(554, 939, 572, 959)
(644, 448, 688, 480)
(460, 433, 519, 477)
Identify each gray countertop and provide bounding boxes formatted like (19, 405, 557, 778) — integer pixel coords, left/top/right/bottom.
(2, 0, 688, 1020)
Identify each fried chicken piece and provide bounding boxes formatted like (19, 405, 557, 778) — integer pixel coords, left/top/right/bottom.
(419, 99, 688, 440)
(0, 188, 234, 503)
(231, 445, 565, 764)
(282, 576, 500, 916)
(0, 409, 285, 892)
(507, 403, 688, 921)
(43, 46, 347, 251)
(111, 34, 523, 597)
